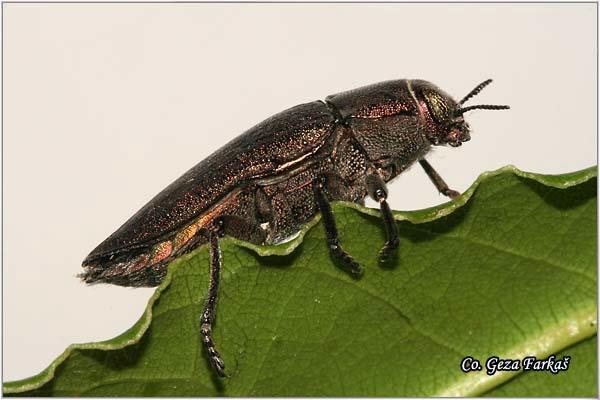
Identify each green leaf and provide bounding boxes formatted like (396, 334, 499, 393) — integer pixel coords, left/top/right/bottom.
(4, 166, 597, 397)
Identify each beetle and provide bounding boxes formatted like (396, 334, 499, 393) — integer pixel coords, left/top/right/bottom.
(81, 78, 508, 377)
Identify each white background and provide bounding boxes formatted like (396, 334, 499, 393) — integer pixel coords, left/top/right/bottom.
(3, 3, 596, 380)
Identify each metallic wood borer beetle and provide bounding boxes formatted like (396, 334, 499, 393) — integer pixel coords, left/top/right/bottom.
(81, 79, 509, 377)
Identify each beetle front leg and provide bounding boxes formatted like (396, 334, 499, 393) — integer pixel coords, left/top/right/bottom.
(365, 173, 399, 263)
(314, 177, 362, 277)
(200, 223, 226, 378)
(418, 159, 460, 199)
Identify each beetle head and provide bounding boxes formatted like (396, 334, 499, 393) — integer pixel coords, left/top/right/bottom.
(416, 79, 509, 147)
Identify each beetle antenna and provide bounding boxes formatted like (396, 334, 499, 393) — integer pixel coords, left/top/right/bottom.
(459, 79, 493, 105)
(456, 104, 510, 115)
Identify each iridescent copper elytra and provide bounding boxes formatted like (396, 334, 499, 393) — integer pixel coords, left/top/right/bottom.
(81, 79, 509, 377)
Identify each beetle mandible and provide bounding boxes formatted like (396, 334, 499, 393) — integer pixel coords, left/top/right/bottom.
(81, 78, 509, 377)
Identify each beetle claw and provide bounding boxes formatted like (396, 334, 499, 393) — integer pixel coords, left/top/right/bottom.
(346, 259, 364, 278)
(445, 189, 461, 200)
(211, 355, 227, 378)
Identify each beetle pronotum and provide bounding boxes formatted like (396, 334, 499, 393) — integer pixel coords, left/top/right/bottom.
(81, 79, 509, 377)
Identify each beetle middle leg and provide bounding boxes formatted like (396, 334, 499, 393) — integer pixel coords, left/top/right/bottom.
(419, 159, 460, 199)
(313, 176, 362, 277)
(365, 173, 399, 263)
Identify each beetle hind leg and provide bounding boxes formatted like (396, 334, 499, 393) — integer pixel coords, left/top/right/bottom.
(200, 226, 227, 378)
(365, 173, 399, 264)
(314, 177, 362, 277)
(199, 215, 266, 378)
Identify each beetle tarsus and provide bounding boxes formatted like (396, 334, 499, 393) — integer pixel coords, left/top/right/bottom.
(200, 229, 227, 378)
(442, 188, 460, 200)
(328, 239, 362, 277)
(314, 178, 363, 277)
(418, 159, 460, 199)
(200, 321, 226, 377)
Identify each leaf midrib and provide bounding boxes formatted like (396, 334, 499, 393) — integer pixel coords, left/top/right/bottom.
(436, 306, 597, 396)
